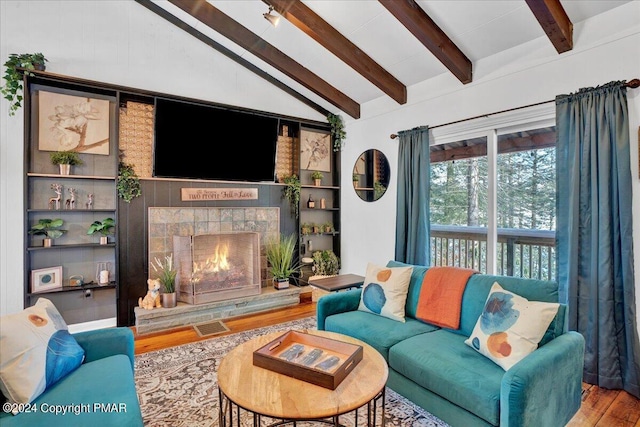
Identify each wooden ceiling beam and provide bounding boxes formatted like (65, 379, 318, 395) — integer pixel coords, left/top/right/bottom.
(134, 0, 330, 118)
(168, 0, 360, 119)
(378, 0, 472, 84)
(525, 0, 573, 53)
(265, 0, 407, 105)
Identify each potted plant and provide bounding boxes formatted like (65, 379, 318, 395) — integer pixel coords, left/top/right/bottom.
(301, 223, 312, 236)
(265, 233, 300, 290)
(151, 253, 177, 308)
(374, 180, 387, 200)
(50, 150, 83, 175)
(311, 249, 340, 277)
(117, 162, 142, 203)
(311, 171, 324, 186)
(327, 113, 346, 152)
(352, 172, 359, 187)
(29, 218, 66, 247)
(282, 174, 301, 219)
(322, 221, 334, 233)
(1, 52, 47, 116)
(87, 217, 115, 244)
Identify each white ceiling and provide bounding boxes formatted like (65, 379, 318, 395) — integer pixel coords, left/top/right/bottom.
(156, 0, 633, 113)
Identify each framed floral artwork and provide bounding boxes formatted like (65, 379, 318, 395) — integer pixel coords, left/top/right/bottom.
(300, 128, 331, 172)
(37, 90, 110, 155)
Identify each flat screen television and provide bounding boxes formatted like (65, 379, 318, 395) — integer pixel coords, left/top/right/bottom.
(154, 98, 279, 182)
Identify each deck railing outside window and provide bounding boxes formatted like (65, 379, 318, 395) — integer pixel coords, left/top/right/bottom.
(430, 224, 556, 281)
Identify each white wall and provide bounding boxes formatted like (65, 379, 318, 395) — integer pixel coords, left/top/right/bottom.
(339, 3, 640, 330)
(0, 0, 324, 317)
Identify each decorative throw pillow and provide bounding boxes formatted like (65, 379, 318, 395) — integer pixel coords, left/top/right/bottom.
(358, 263, 413, 322)
(464, 282, 559, 370)
(0, 298, 85, 406)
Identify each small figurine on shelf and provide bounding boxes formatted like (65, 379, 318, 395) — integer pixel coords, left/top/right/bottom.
(66, 187, 77, 210)
(86, 193, 94, 210)
(48, 183, 62, 210)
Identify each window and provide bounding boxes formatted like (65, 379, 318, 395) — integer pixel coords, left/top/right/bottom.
(429, 107, 556, 280)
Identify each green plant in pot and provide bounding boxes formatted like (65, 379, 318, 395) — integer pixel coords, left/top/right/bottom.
(265, 233, 301, 290)
(311, 249, 340, 277)
(1, 52, 47, 116)
(50, 150, 83, 175)
(327, 113, 346, 152)
(87, 217, 115, 244)
(311, 170, 323, 186)
(282, 174, 301, 219)
(29, 218, 66, 247)
(151, 253, 178, 308)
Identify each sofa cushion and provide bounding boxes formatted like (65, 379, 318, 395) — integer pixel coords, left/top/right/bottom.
(457, 274, 561, 337)
(325, 310, 438, 360)
(465, 282, 559, 371)
(385, 260, 429, 319)
(388, 329, 504, 426)
(358, 263, 413, 322)
(0, 298, 85, 406)
(0, 354, 143, 427)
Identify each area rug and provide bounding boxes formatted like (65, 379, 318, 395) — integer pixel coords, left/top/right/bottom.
(135, 317, 450, 426)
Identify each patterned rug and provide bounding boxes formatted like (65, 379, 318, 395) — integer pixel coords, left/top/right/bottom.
(135, 317, 450, 426)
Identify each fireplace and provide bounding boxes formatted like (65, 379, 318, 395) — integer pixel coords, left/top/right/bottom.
(173, 232, 261, 304)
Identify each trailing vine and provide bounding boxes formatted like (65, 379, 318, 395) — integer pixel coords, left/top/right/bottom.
(327, 113, 346, 152)
(282, 174, 301, 219)
(1, 53, 47, 116)
(117, 162, 141, 203)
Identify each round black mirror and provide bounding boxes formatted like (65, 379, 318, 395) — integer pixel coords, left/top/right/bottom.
(353, 149, 390, 201)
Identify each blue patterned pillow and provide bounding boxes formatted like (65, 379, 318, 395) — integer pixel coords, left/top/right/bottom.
(0, 298, 85, 406)
(358, 263, 413, 322)
(464, 282, 559, 370)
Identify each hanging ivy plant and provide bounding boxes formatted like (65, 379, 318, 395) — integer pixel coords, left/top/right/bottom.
(282, 174, 301, 219)
(327, 113, 346, 152)
(117, 162, 141, 203)
(1, 53, 47, 116)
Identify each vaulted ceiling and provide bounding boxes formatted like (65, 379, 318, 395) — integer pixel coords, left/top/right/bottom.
(134, 0, 631, 120)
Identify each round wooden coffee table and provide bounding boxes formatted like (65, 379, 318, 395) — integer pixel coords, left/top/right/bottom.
(217, 329, 388, 426)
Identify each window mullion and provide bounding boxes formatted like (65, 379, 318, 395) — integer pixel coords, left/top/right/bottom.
(487, 129, 498, 275)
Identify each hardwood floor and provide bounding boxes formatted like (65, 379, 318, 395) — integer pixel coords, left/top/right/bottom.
(133, 299, 640, 427)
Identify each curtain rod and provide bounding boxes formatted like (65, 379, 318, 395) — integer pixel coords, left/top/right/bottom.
(389, 78, 640, 139)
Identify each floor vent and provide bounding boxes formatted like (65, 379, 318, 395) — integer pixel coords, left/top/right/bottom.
(193, 320, 230, 337)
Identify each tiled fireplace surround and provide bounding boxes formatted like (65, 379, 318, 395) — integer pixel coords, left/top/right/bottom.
(134, 207, 301, 334)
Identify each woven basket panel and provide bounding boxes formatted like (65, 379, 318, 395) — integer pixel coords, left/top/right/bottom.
(118, 101, 154, 178)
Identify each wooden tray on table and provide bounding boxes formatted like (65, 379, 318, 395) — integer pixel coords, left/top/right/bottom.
(253, 330, 363, 390)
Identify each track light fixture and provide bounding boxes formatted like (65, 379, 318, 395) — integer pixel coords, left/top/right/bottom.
(263, 6, 280, 27)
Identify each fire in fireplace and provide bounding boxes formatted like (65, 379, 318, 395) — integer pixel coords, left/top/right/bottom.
(173, 232, 261, 304)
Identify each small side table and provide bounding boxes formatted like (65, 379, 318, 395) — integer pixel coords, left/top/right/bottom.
(309, 274, 365, 292)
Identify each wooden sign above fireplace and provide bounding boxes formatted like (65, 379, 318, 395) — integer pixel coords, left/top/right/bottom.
(181, 188, 258, 201)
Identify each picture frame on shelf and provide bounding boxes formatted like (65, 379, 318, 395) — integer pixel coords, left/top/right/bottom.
(31, 266, 63, 293)
(37, 89, 111, 155)
(300, 128, 331, 172)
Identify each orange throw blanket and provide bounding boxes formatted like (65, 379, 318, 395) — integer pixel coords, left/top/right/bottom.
(415, 266, 477, 329)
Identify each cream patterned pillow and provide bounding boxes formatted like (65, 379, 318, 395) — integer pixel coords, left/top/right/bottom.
(0, 298, 85, 406)
(358, 263, 413, 322)
(465, 282, 559, 370)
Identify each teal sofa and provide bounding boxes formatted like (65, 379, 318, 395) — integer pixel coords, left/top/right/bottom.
(0, 327, 143, 427)
(317, 261, 585, 427)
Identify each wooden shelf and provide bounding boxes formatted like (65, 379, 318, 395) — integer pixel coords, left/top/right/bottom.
(28, 281, 117, 296)
(28, 208, 116, 213)
(28, 173, 116, 180)
(27, 242, 116, 251)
